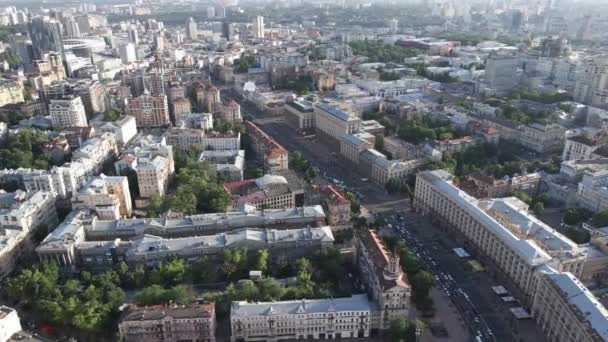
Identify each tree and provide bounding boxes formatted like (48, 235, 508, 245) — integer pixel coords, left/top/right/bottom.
(222, 248, 248, 279)
(252, 168, 264, 178)
(134, 285, 192, 306)
(386, 177, 403, 194)
(192, 256, 216, 283)
(146, 193, 163, 217)
(345, 192, 360, 215)
(253, 249, 269, 272)
(296, 258, 315, 297)
(563, 208, 591, 226)
(533, 202, 545, 217)
(149, 259, 192, 287)
(103, 109, 121, 122)
(563, 226, 591, 244)
(258, 277, 285, 301)
(389, 318, 416, 342)
(411, 271, 433, 301)
(305, 166, 317, 181)
(592, 210, 608, 227)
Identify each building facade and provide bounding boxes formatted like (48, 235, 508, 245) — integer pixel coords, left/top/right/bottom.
(230, 295, 374, 342)
(243, 121, 288, 174)
(49, 95, 88, 129)
(127, 93, 170, 127)
(357, 229, 411, 331)
(119, 303, 216, 342)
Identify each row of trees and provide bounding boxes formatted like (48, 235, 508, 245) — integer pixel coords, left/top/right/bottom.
(233, 55, 258, 73)
(398, 117, 465, 144)
(147, 150, 230, 216)
(214, 249, 351, 315)
(5, 262, 125, 335)
(510, 88, 572, 104)
(349, 39, 422, 63)
(289, 150, 317, 181)
(383, 235, 434, 313)
(0, 128, 55, 170)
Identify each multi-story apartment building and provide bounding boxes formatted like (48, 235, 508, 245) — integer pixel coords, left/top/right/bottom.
(574, 55, 608, 107)
(83, 205, 326, 240)
(371, 158, 424, 186)
(217, 99, 242, 123)
(431, 136, 480, 156)
(46, 79, 106, 118)
(49, 95, 88, 129)
(517, 123, 565, 154)
(165, 127, 240, 152)
(576, 167, 608, 213)
(135, 155, 172, 199)
(0, 191, 58, 278)
(339, 132, 374, 164)
(71, 175, 132, 220)
(0, 306, 22, 341)
(195, 83, 220, 113)
(164, 127, 205, 152)
(485, 50, 519, 95)
(562, 131, 608, 161)
(414, 170, 587, 305)
(97, 116, 137, 146)
(176, 112, 214, 130)
(198, 150, 245, 182)
(115, 135, 175, 201)
(532, 269, 608, 342)
(230, 295, 374, 342)
(170, 97, 192, 120)
(31, 52, 66, 87)
(119, 303, 216, 342)
(285, 99, 315, 133)
(223, 175, 296, 210)
(243, 121, 288, 174)
(0, 79, 24, 107)
(314, 103, 361, 145)
(36, 210, 334, 271)
(357, 229, 411, 331)
(71, 132, 118, 176)
(306, 185, 351, 229)
(127, 93, 170, 127)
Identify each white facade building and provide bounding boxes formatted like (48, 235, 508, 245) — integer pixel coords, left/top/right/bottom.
(230, 295, 374, 341)
(0, 306, 21, 342)
(119, 43, 137, 65)
(49, 96, 88, 129)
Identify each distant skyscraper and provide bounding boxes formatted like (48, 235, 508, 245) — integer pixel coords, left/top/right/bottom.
(574, 55, 608, 107)
(154, 33, 164, 51)
(127, 92, 170, 127)
(576, 15, 592, 41)
(223, 22, 236, 41)
(128, 26, 139, 45)
(119, 43, 136, 65)
(485, 51, 519, 95)
(207, 6, 215, 19)
(388, 18, 398, 34)
(186, 17, 197, 40)
(29, 17, 64, 60)
(510, 10, 523, 32)
(9, 34, 32, 68)
(64, 18, 81, 37)
(254, 16, 264, 39)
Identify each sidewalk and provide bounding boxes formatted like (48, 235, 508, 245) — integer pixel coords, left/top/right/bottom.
(418, 288, 470, 342)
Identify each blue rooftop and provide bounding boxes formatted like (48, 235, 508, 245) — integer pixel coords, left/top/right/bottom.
(315, 103, 355, 121)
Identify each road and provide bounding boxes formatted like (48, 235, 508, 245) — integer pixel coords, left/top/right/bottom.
(225, 90, 544, 342)
(380, 211, 546, 342)
(225, 90, 409, 212)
